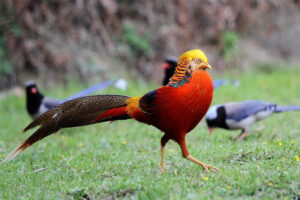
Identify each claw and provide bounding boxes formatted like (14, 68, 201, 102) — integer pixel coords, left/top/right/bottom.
(236, 132, 248, 142)
(201, 163, 220, 172)
(210, 165, 220, 172)
(202, 166, 209, 172)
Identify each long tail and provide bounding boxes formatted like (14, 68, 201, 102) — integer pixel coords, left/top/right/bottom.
(213, 79, 240, 89)
(64, 80, 114, 101)
(2, 95, 131, 163)
(274, 105, 300, 113)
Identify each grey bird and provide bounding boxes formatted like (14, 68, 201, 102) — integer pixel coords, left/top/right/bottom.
(205, 100, 300, 142)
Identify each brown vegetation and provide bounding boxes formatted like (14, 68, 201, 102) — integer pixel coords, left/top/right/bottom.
(0, 0, 300, 89)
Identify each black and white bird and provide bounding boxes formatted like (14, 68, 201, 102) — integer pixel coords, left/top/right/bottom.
(26, 82, 63, 119)
(25, 80, 127, 119)
(161, 56, 239, 88)
(205, 100, 300, 142)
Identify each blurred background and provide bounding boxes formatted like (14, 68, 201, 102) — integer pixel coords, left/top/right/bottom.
(0, 0, 300, 90)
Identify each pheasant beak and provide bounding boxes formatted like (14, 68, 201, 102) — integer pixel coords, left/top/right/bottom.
(200, 63, 212, 70)
(209, 127, 214, 135)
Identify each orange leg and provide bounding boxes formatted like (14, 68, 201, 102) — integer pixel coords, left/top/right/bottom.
(179, 138, 219, 172)
(236, 131, 248, 142)
(161, 145, 165, 173)
(160, 135, 169, 173)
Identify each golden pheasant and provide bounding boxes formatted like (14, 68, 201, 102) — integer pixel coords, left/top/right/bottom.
(3, 49, 219, 172)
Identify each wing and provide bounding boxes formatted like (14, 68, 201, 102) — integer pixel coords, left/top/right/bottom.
(138, 86, 175, 116)
(139, 89, 159, 115)
(225, 100, 276, 122)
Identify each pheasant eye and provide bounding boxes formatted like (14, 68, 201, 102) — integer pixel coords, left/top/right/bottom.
(196, 58, 201, 63)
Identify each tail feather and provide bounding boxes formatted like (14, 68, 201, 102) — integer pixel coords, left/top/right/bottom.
(3, 125, 55, 163)
(3, 94, 131, 163)
(22, 111, 53, 133)
(94, 106, 130, 122)
(2, 144, 26, 163)
(275, 105, 300, 113)
(64, 80, 114, 101)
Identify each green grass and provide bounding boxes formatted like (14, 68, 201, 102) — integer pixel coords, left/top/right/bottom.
(0, 66, 300, 199)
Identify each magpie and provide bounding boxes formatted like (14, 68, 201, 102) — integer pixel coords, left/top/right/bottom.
(206, 100, 300, 141)
(25, 80, 126, 119)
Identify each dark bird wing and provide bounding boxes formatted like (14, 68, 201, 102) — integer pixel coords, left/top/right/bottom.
(138, 87, 172, 116)
(224, 100, 277, 122)
(139, 89, 158, 115)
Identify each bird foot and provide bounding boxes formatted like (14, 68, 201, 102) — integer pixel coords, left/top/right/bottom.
(186, 155, 220, 172)
(201, 163, 220, 172)
(236, 132, 248, 142)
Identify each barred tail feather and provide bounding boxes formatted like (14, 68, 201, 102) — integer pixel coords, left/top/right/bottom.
(22, 111, 52, 133)
(3, 125, 56, 163)
(22, 119, 42, 133)
(2, 144, 25, 163)
(94, 107, 130, 122)
(3, 94, 131, 163)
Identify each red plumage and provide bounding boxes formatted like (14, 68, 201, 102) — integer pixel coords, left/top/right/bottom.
(133, 71, 213, 142)
(94, 106, 128, 122)
(3, 49, 219, 172)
